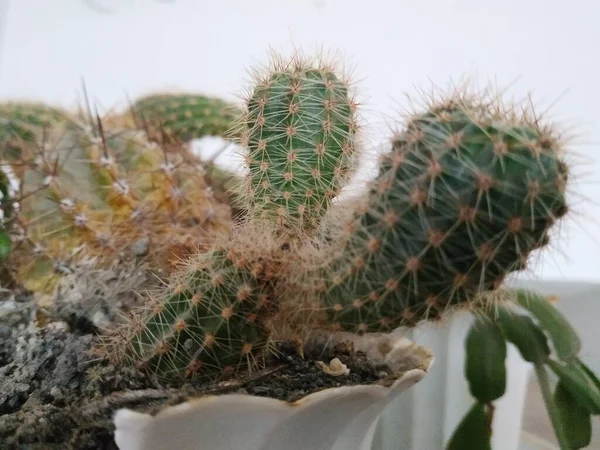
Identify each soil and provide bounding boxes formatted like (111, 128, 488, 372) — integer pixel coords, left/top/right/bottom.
(0, 271, 400, 450)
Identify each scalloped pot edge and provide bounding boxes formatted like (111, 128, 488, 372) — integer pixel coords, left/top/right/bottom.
(114, 367, 432, 450)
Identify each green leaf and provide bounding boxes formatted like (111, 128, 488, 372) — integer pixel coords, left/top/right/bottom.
(554, 380, 592, 449)
(548, 359, 600, 415)
(465, 317, 507, 403)
(0, 230, 11, 258)
(576, 358, 600, 392)
(535, 364, 570, 450)
(512, 289, 581, 360)
(493, 306, 550, 364)
(446, 402, 492, 450)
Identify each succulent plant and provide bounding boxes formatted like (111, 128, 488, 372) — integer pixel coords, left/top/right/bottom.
(128, 93, 241, 143)
(1, 50, 596, 449)
(448, 289, 600, 450)
(0, 101, 68, 129)
(0, 101, 70, 166)
(106, 219, 286, 379)
(106, 62, 574, 384)
(103, 93, 247, 218)
(307, 91, 569, 333)
(238, 54, 360, 232)
(107, 52, 362, 379)
(5, 120, 232, 293)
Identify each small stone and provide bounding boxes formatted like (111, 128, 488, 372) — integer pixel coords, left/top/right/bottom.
(91, 311, 110, 330)
(15, 383, 30, 393)
(45, 321, 69, 333)
(316, 358, 350, 376)
(50, 387, 62, 399)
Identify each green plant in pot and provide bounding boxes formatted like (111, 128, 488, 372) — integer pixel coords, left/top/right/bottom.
(449, 289, 600, 450)
(0, 49, 597, 450)
(105, 52, 599, 450)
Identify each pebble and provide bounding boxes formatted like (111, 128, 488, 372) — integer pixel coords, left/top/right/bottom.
(91, 310, 110, 329)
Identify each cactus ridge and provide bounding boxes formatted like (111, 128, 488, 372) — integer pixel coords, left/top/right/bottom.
(316, 90, 569, 333)
(237, 51, 361, 231)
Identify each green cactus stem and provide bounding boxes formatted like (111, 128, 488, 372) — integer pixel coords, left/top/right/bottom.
(131, 93, 240, 142)
(111, 222, 284, 379)
(317, 92, 569, 333)
(241, 54, 360, 232)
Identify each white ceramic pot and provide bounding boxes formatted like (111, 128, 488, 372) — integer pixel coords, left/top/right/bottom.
(113, 332, 435, 450)
(370, 311, 532, 450)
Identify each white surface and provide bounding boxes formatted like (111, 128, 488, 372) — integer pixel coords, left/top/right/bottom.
(0, 0, 599, 281)
(519, 432, 559, 450)
(370, 312, 532, 450)
(370, 279, 600, 450)
(515, 279, 600, 448)
(113, 370, 427, 450)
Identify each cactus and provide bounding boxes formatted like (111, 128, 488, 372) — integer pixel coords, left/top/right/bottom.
(0, 101, 68, 129)
(104, 62, 573, 383)
(105, 220, 285, 379)
(238, 53, 360, 231)
(6, 120, 232, 293)
(105, 52, 363, 378)
(129, 93, 241, 142)
(310, 91, 569, 333)
(0, 101, 70, 165)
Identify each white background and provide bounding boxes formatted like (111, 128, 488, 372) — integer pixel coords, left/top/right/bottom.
(0, 0, 598, 282)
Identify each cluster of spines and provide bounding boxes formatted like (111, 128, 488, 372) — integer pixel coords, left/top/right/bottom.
(309, 90, 570, 333)
(236, 53, 361, 232)
(108, 92, 246, 217)
(4, 117, 232, 292)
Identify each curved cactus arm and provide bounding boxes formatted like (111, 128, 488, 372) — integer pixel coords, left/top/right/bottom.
(236, 51, 361, 233)
(127, 92, 242, 142)
(313, 88, 569, 333)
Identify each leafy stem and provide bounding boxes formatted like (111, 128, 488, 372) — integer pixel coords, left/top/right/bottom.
(535, 363, 569, 450)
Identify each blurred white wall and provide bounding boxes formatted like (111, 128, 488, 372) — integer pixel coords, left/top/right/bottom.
(0, 0, 599, 281)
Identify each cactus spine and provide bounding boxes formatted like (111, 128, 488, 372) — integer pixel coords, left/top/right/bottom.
(313, 92, 569, 333)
